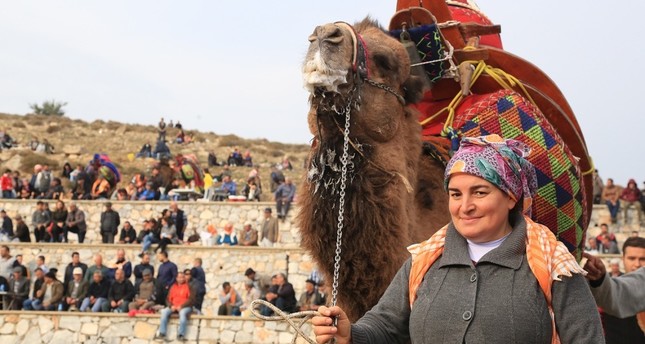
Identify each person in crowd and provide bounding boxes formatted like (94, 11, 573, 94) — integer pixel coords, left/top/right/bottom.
(64, 267, 88, 311)
(175, 129, 185, 144)
(25, 271, 64, 311)
(270, 166, 285, 193)
(281, 156, 293, 170)
(595, 223, 617, 246)
(260, 208, 279, 247)
(218, 175, 237, 200)
(169, 202, 188, 241)
(608, 258, 623, 277)
(65, 202, 87, 243)
(138, 182, 156, 201)
(0, 210, 13, 241)
(138, 219, 160, 257)
(155, 271, 195, 342)
(585, 237, 599, 254)
(156, 217, 178, 253)
(84, 254, 110, 284)
(190, 258, 206, 313)
(208, 152, 219, 167)
(129, 268, 158, 313)
(0, 169, 14, 199)
(312, 135, 603, 343)
(216, 222, 238, 246)
(244, 268, 272, 298)
(22, 267, 44, 310)
(18, 178, 32, 199)
(585, 237, 645, 344)
(6, 266, 30, 310)
(602, 178, 622, 224)
(64, 252, 88, 294)
(153, 140, 171, 160)
(106, 268, 135, 313)
(13, 215, 30, 242)
(50, 200, 67, 242)
(33, 164, 52, 198)
(14, 254, 28, 277)
(239, 221, 258, 246)
(298, 279, 323, 311)
(107, 249, 132, 281)
(99, 202, 120, 244)
(36, 255, 49, 274)
(240, 280, 260, 316)
(218, 281, 242, 316)
(90, 174, 111, 200)
(274, 177, 296, 220)
(316, 281, 329, 307)
(599, 234, 620, 254)
(620, 179, 643, 224)
(203, 168, 214, 191)
(136, 142, 153, 159)
(133, 253, 155, 286)
(157, 117, 167, 142)
(43, 177, 64, 200)
(264, 272, 297, 315)
(0, 245, 15, 281)
(242, 177, 262, 201)
(243, 149, 253, 167)
(32, 201, 51, 242)
(71, 165, 91, 200)
(80, 270, 110, 312)
(118, 221, 137, 244)
(156, 251, 178, 303)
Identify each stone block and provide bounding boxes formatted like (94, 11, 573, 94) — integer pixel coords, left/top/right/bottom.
(15, 319, 29, 336)
(38, 316, 53, 334)
(133, 320, 157, 340)
(58, 316, 81, 332)
(81, 322, 98, 336)
(103, 321, 133, 337)
(23, 326, 41, 344)
(219, 330, 236, 344)
(0, 323, 15, 334)
(235, 330, 254, 343)
(50, 330, 74, 344)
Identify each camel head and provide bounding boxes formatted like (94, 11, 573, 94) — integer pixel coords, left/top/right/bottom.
(303, 18, 425, 143)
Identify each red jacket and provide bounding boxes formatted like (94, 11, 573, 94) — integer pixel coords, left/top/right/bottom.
(167, 282, 194, 309)
(0, 174, 13, 191)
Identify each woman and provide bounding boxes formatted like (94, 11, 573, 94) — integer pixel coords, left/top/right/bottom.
(312, 135, 603, 343)
(155, 217, 178, 253)
(50, 200, 68, 242)
(61, 163, 73, 179)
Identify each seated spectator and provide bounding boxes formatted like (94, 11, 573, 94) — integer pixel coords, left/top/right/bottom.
(25, 271, 63, 311)
(65, 203, 87, 243)
(620, 179, 643, 224)
(208, 152, 219, 167)
(6, 267, 29, 310)
(585, 237, 599, 254)
(42, 177, 64, 200)
(138, 219, 160, 257)
(71, 165, 92, 200)
(595, 223, 617, 246)
(32, 201, 51, 242)
(64, 267, 88, 311)
(228, 148, 243, 166)
(274, 178, 296, 220)
(36, 255, 49, 274)
(14, 254, 28, 278)
(106, 269, 135, 313)
(264, 273, 297, 314)
(1, 169, 14, 199)
(155, 272, 195, 342)
(155, 217, 178, 253)
(190, 258, 206, 313)
(599, 234, 620, 254)
(244, 268, 272, 298)
(176, 129, 185, 144)
(12, 215, 30, 242)
(240, 280, 260, 316)
(153, 140, 171, 160)
(239, 221, 258, 246)
(50, 200, 68, 242)
(243, 150, 253, 167)
(298, 279, 323, 311)
(63, 252, 88, 293)
(22, 268, 44, 309)
(80, 270, 110, 312)
(18, 178, 32, 199)
(118, 221, 137, 244)
(129, 268, 158, 313)
(84, 254, 110, 284)
(107, 249, 133, 281)
(116, 187, 131, 201)
(220, 175, 237, 196)
(608, 258, 623, 277)
(91, 174, 111, 200)
(216, 222, 238, 246)
(218, 281, 242, 316)
(242, 177, 262, 201)
(133, 253, 155, 286)
(602, 178, 622, 224)
(270, 166, 285, 193)
(138, 182, 156, 200)
(281, 156, 293, 170)
(0, 209, 13, 241)
(136, 143, 152, 159)
(61, 163, 73, 179)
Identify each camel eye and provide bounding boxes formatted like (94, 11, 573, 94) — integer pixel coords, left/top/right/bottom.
(372, 53, 395, 72)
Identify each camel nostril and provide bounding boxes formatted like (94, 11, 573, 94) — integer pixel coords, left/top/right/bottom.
(322, 27, 343, 44)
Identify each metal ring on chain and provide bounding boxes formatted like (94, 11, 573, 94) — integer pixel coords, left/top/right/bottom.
(250, 299, 319, 344)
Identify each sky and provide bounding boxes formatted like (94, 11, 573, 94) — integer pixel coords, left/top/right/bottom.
(0, 1, 643, 185)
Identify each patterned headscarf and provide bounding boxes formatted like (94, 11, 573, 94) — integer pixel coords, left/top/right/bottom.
(444, 134, 538, 216)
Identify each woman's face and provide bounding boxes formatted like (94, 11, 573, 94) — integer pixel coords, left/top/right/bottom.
(447, 173, 517, 243)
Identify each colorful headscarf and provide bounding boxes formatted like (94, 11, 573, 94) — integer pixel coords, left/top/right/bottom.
(444, 134, 538, 217)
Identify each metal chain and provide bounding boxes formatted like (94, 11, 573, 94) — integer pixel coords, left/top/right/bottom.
(331, 100, 352, 310)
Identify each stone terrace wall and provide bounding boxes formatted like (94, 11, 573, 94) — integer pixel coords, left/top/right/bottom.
(0, 200, 302, 247)
(0, 312, 315, 344)
(3, 243, 314, 316)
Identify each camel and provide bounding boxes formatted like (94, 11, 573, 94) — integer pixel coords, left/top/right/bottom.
(298, 18, 451, 321)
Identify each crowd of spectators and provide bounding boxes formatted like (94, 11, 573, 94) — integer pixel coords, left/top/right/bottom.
(593, 171, 645, 227)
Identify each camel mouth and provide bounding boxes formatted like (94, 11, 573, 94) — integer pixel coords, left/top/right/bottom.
(302, 51, 349, 94)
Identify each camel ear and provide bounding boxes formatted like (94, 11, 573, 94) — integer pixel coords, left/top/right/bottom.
(402, 75, 427, 104)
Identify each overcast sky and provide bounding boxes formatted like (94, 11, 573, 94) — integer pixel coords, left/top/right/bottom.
(0, 1, 642, 185)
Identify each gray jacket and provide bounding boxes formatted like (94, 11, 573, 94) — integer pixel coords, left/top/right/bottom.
(66, 209, 87, 232)
(591, 267, 645, 318)
(351, 218, 604, 344)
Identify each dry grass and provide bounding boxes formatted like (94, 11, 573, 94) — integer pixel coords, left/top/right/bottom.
(13, 122, 26, 128)
(19, 151, 61, 171)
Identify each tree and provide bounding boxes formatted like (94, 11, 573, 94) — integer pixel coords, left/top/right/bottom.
(29, 100, 67, 116)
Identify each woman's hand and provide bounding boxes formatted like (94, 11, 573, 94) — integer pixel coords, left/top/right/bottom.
(312, 306, 351, 344)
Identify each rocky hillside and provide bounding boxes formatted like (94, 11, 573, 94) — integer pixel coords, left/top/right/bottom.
(0, 112, 310, 192)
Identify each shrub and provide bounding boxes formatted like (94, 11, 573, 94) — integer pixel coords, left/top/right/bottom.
(13, 122, 26, 128)
(45, 125, 61, 134)
(29, 100, 67, 116)
(219, 134, 244, 147)
(19, 151, 60, 171)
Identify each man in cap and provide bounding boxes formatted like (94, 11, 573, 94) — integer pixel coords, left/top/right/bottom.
(6, 266, 29, 310)
(260, 208, 279, 247)
(64, 267, 88, 311)
(129, 268, 158, 312)
(99, 202, 120, 243)
(63, 252, 88, 294)
(298, 279, 323, 311)
(27, 270, 64, 311)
